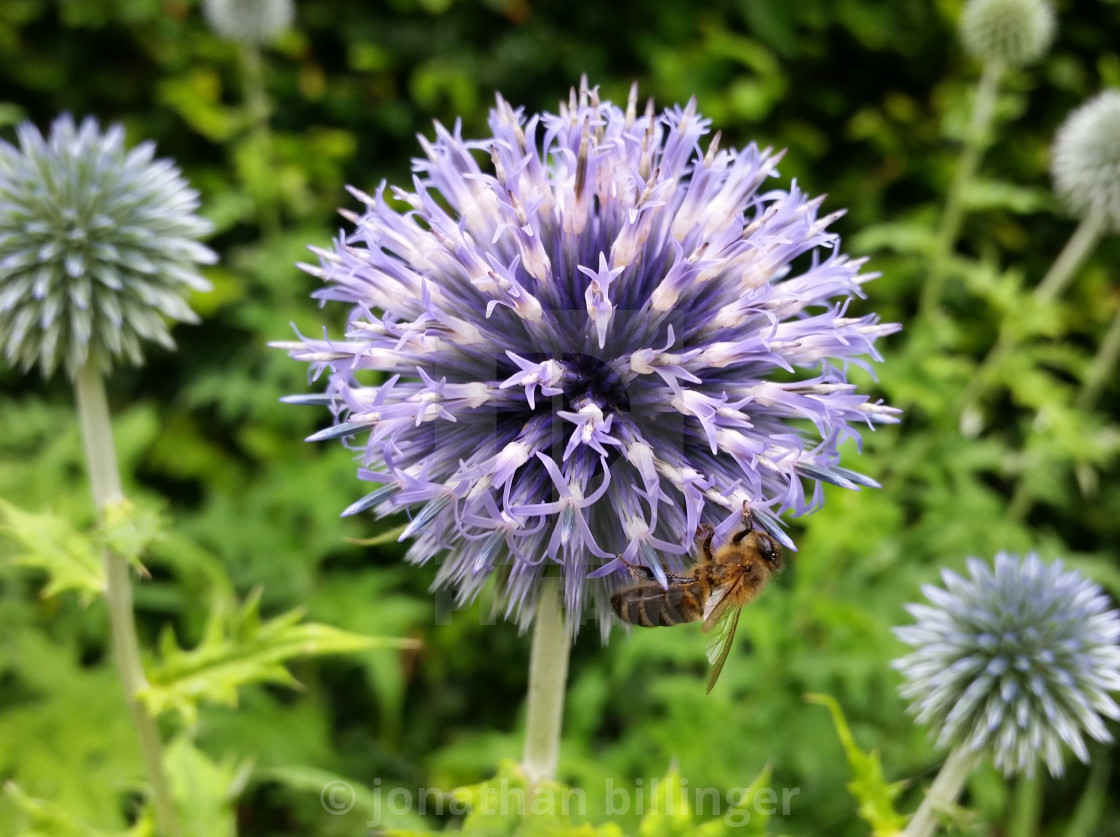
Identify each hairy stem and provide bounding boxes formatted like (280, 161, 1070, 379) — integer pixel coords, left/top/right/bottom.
(956, 211, 1107, 423)
(521, 576, 570, 784)
(239, 42, 280, 236)
(1066, 756, 1110, 837)
(1007, 771, 1041, 837)
(902, 746, 977, 837)
(920, 60, 1003, 317)
(75, 361, 179, 837)
(1077, 300, 1120, 411)
(1033, 210, 1105, 304)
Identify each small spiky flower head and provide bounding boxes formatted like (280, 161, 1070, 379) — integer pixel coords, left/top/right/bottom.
(0, 115, 215, 378)
(282, 81, 899, 637)
(202, 0, 294, 45)
(960, 0, 1055, 67)
(1051, 90, 1120, 232)
(894, 553, 1120, 776)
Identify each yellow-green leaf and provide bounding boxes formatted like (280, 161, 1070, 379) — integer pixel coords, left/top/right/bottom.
(0, 498, 103, 603)
(139, 591, 419, 725)
(96, 499, 166, 577)
(806, 694, 907, 836)
(694, 765, 777, 837)
(638, 767, 693, 837)
(166, 736, 250, 837)
(3, 782, 152, 837)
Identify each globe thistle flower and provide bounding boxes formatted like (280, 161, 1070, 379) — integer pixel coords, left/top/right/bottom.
(0, 115, 215, 378)
(202, 0, 294, 45)
(894, 553, 1120, 776)
(960, 0, 1055, 68)
(1052, 90, 1120, 232)
(282, 81, 899, 636)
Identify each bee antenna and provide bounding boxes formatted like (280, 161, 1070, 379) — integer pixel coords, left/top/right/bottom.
(731, 516, 754, 544)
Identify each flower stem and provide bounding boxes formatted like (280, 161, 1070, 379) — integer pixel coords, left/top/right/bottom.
(521, 576, 570, 785)
(1066, 756, 1110, 837)
(955, 210, 1106, 423)
(1033, 209, 1105, 305)
(1077, 299, 1120, 411)
(74, 361, 179, 837)
(239, 41, 280, 237)
(1007, 771, 1041, 837)
(920, 60, 1003, 318)
(902, 746, 977, 837)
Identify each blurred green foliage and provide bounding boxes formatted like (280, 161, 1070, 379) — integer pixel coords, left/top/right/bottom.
(2, 0, 1120, 835)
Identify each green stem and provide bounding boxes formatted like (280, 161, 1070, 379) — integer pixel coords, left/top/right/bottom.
(1077, 299, 1120, 411)
(1033, 210, 1105, 304)
(1007, 771, 1042, 837)
(239, 42, 281, 236)
(1007, 473, 1032, 523)
(74, 361, 179, 837)
(521, 576, 570, 785)
(920, 60, 1004, 317)
(955, 211, 1107, 422)
(902, 746, 978, 837)
(1066, 756, 1110, 837)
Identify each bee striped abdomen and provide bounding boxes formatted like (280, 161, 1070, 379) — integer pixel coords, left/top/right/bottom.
(611, 582, 705, 627)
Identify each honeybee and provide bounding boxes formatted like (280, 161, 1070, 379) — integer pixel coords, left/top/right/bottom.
(610, 506, 784, 693)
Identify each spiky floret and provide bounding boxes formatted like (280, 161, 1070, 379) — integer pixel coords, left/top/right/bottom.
(894, 552, 1120, 776)
(202, 0, 294, 45)
(961, 0, 1055, 67)
(0, 115, 214, 378)
(1051, 90, 1120, 232)
(282, 81, 899, 636)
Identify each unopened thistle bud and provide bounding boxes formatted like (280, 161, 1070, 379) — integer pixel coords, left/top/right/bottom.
(894, 553, 1120, 777)
(961, 0, 1055, 67)
(0, 115, 215, 378)
(1051, 90, 1120, 231)
(202, 0, 294, 45)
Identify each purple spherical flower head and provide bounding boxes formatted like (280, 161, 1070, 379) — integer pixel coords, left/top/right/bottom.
(282, 80, 899, 638)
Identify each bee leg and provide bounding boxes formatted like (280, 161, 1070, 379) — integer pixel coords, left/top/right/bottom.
(695, 523, 715, 563)
(619, 553, 690, 586)
(731, 503, 755, 545)
(618, 553, 657, 582)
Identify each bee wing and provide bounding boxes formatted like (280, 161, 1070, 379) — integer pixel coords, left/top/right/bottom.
(701, 584, 733, 632)
(704, 605, 741, 694)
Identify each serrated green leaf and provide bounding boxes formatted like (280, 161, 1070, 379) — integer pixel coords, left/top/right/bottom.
(96, 499, 167, 577)
(3, 782, 151, 837)
(140, 590, 419, 725)
(453, 760, 525, 836)
(259, 764, 427, 831)
(0, 498, 104, 603)
(637, 767, 693, 837)
(165, 736, 249, 837)
(694, 765, 776, 837)
(806, 694, 907, 836)
(0, 632, 139, 830)
(447, 760, 622, 837)
(851, 216, 937, 255)
(962, 178, 1051, 213)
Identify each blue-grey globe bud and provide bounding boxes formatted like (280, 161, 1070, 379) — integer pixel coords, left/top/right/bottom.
(1051, 90, 1120, 232)
(0, 115, 215, 378)
(202, 0, 294, 45)
(894, 553, 1120, 776)
(961, 0, 1055, 67)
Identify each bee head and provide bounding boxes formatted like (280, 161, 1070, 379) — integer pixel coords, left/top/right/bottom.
(752, 531, 784, 573)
